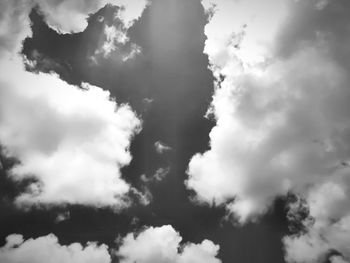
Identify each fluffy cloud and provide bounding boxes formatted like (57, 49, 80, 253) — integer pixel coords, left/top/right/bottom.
(187, 0, 350, 261)
(0, 226, 220, 263)
(0, 0, 143, 207)
(0, 56, 141, 207)
(117, 225, 221, 263)
(0, 234, 111, 263)
(188, 0, 298, 222)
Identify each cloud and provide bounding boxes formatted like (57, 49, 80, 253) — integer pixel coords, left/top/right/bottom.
(55, 211, 70, 223)
(129, 187, 152, 206)
(154, 141, 172, 154)
(0, 0, 143, 208)
(25, 50, 63, 74)
(0, 226, 220, 263)
(188, 0, 295, 222)
(94, 24, 142, 60)
(117, 225, 221, 263)
(0, 234, 111, 263)
(284, 186, 350, 262)
(0, 56, 141, 207)
(138, 167, 169, 205)
(99, 24, 129, 56)
(0, 0, 32, 56)
(187, 0, 350, 261)
(0, 0, 148, 54)
(37, 0, 149, 34)
(153, 167, 170, 181)
(141, 167, 170, 183)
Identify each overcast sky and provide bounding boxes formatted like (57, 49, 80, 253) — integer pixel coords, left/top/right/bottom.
(1, 0, 350, 263)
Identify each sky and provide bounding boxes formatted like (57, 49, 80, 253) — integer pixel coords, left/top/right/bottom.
(0, 0, 350, 263)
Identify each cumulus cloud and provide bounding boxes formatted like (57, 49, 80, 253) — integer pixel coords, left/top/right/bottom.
(187, 0, 350, 261)
(0, 56, 141, 207)
(0, 0, 143, 208)
(117, 225, 221, 263)
(0, 233, 111, 263)
(0, 226, 220, 263)
(188, 0, 294, 222)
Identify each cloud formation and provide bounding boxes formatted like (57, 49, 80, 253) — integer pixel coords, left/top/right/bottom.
(0, 0, 148, 55)
(0, 0, 143, 207)
(187, 0, 350, 261)
(0, 56, 141, 207)
(0, 226, 220, 263)
(0, 234, 111, 263)
(117, 225, 221, 263)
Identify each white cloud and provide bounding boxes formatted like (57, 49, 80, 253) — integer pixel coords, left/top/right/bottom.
(284, 213, 350, 262)
(0, 56, 141, 207)
(188, 44, 348, 222)
(99, 24, 129, 56)
(283, 229, 330, 263)
(117, 225, 221, 263)
(0, 227, 221, 263)
(95, 25, 142, 60)
(187, 0, 350, 261)
(0, 234, 111, 263)
(0, 0, 143, 208)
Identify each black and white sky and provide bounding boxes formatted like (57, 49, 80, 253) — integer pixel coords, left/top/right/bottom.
(0, 0, 350, 262)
